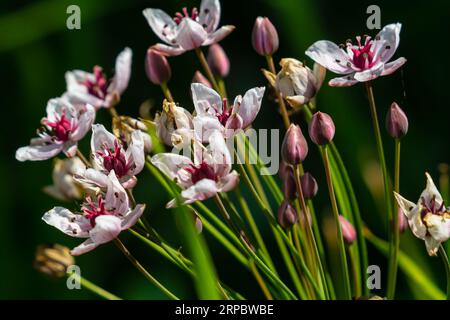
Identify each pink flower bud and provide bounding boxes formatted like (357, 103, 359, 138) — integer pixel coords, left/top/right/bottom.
(278, 201, 298, 229)
(252, 17, 279, 56)
(281, 124, 308, 165)
(145, 48, 171, 85)
(301, 172, 318, 199)
(207, 44, 230, 77)
(308, 111, 335, 145)
(282, 166, 296, 200)
(339, 215, 356, 244)
(385, 102, 408, 139)
(192, 71, 212, 88)
(397, 208, 408, 233)
(195, 215, 203, 234)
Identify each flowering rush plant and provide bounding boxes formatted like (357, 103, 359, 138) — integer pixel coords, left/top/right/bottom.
(18, 0, 450, 301)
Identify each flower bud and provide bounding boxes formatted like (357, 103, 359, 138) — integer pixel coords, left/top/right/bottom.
(308, 111, 335, 145)
(278, 201, 298, 228)
(195, 215, 203, 234)
(339, 215, 356, 244)
(192, 71, 212, 88)
(252, 17, 279, 56)
(207, 44, 230, 77)
(281, 124, 308, 165)
(34, 244, 75, 278)
(385, 102, 408, 138)
(276, 58, 318, 107)
(145, 47, 171, 85)
(282, 166, 296, 200)
(301, 172, 318, 199)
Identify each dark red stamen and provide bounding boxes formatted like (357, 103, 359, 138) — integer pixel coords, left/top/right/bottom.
(173, 7, 199, 25)
(82, 66, 108, 99)
(82, 195, 113, 227)
(42, 112, 73, 142)
(216, 98, 231, 125)
(185, 161, 217, 184)
(96, 140, 131, 177)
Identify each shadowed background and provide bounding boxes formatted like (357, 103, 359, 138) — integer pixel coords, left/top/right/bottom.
(0, 0, 449, 299)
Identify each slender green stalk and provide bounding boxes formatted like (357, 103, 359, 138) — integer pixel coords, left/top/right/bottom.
(265, 54, 290, 129)
(322, 146, 352, 299)
(80, 276, 121, 300)
(438, 245, 450, 300)
(195, 48, 220, 92)
(249, 260, 274, 300)
(114, 238, 179, 300)
(160, 81, 174, 102)
(387, 139, 401, 299)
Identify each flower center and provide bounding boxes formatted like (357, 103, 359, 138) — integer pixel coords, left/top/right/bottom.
(82, 66, 108, 99)
(42, 112, 73, 142)
(347, 36, 376, 70)
(173, 7, 199, 25)
(82, 195, 113, 227)
(421, 196, 446, 217)
(96, 140, 131, 177)
(216, 98, 231, 126)
(185, 161, 217, 184)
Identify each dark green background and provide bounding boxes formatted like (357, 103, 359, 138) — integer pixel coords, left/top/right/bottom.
(1, 0, 449, 299)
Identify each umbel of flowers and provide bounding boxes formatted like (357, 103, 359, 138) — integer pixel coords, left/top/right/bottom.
(16, 0, 450, 302)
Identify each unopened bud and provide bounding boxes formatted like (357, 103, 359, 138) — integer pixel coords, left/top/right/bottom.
(282, 166, 296, 200)
(145, 48, 171, 85)
(192, 71, 212, 88)
(281, 124, 308, 165)
(207, 44, 230, 77)
(301, 172, 318, 199)
(195, 215, 203, 234)
(385, 102, 408, 138)
(308, 111, 335, 145)
(278, 201, 298, 228)
(339, 215, 356, 244)
(252, 17, 279, 56)
(398, 208, 408, 233)
(34, 244, 75, 278)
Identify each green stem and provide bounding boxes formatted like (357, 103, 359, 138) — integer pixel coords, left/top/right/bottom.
(80, 276, 121, 300)
(322, 146, 352, 299)
(160, 81, 174, 102)
(195, 48, 220, 93)
(114, 238, 179, 300)
(387, 139, 401, 299)
(438, 245, 450, 300)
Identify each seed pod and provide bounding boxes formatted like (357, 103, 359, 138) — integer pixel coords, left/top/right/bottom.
(34, 244, 75, 278)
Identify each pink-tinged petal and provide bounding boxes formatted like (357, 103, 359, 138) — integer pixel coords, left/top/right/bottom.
(305, 40, 354, 74)
(105, 171, 130, 216)
(65, 72, 104, 108)
(218, 171, 239, 192)
(109, 47, 132, 95)
(285, 95, 309, 107)
(74, 168, 110, 189)
(70, 238, 97, 256)
(193, 115, 223, 143)
(16, 143, 63, 161)
(151, 153, 193, 181)
(175, 18, 208, 50)
(121, 176, 137, 189)
(70, 104, 96, 141)
(236, 87, 265, 128)
(63, 141, 78, 158)
(380, 57, 406, 76)
(91, 124, 116, 156)
(224, 113, 243, 133)
(424, 236, 440, 256)
(151, 43, 187, 57)
(127, 130, 145, 175)
(408, 206, 427, 240)
(89, 215, 122, 246)
(142, 8, 177, 44)
(42, 207, 91, 238)
(420, 172, 444, 208)
(328, 74, 359, 87)
(199, 0, 221, 33)
(353, 63, 384, 82)
(208, 130, 232, 176)
(180, 179, 219, 204)
(191, 82, 222, 115)
(121, 204, 146, 230)
(374, 23, 401, 63)
(203, 25, 235, 46)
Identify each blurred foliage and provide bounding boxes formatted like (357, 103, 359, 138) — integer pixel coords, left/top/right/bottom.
(1, 0, 449, 299)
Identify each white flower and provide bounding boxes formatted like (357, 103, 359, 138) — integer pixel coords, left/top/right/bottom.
(77, 124, 145, 189)
(394, 173, 450, 256)
(43, 171, 145, 256)
(43, 157, 86, 202)
(151, 131, 239, 207)
(305, 23, 406, 87)
(143, 0, 235, 56)
(16, 98, 95, 161)
(191, 83, 265, 141)
(65, 47, 132, 109)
